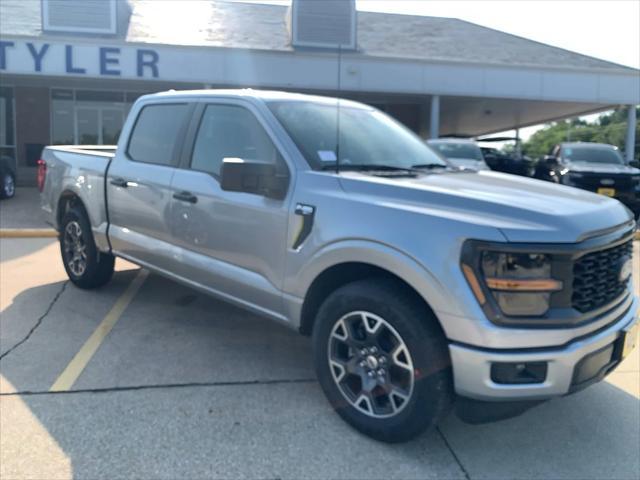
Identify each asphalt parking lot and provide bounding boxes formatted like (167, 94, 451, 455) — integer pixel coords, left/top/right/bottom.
(1, 236, 639, 480)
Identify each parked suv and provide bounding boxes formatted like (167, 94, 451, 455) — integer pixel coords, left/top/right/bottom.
(535, 142, 640, 218)
(41, 90, 638, 442)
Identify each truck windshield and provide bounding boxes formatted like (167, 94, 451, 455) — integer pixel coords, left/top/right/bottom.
(267, 101, 446, 171)
(429, 142, 484, 161)
(562, 146, 624, 165)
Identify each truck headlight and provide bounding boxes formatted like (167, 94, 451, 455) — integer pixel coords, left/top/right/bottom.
(463, 251, 563, 317)
(482, 252, 563, 316)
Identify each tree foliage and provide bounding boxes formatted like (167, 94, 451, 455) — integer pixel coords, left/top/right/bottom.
(522, 107, 640, 160)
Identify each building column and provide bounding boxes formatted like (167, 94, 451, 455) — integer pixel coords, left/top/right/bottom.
(625, 105, 637, 163)
(429, 95, 440, 139)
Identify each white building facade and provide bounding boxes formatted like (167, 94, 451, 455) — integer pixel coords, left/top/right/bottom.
(1, 0, 638, 184)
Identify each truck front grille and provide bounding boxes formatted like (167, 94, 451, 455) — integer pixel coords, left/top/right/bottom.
(572, 240, 633, 313)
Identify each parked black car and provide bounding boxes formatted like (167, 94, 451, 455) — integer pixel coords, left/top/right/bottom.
(477, 136, 536, 177)
(480, 147, 536, 177)
(0, 156, 16, 200)
(534, 142, 640, 218)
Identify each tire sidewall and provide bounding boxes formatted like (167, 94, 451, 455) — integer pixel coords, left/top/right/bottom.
(312, 280, 452, 442)
(59, 207, 102, 286)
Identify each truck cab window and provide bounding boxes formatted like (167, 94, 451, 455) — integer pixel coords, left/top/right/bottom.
(127, 104, 189, 165)
(191, 104, 282, 177)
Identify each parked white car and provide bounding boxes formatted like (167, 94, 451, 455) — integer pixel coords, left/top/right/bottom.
(427, 138, 490, 170)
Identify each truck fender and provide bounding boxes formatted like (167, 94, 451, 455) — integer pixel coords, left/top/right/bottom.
(286, 239, 456, 329)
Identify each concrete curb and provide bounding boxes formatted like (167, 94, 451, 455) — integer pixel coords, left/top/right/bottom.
(0, 228, 58, 238)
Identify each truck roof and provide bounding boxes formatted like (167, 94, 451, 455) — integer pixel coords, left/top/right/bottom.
(141, 89, 371, 109)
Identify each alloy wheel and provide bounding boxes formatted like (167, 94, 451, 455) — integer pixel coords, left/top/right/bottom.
(63, 220, 87, 277)
(328, 311, 415, 418)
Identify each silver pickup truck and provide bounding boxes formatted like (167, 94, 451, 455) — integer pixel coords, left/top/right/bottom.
(40, 90, 638, 442)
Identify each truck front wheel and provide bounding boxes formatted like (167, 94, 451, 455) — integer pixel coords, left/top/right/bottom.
(59, 207, 115, 289)
(312, 278, 453, 443)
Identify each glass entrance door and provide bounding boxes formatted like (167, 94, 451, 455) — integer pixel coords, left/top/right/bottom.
(75, 106, 124, 145)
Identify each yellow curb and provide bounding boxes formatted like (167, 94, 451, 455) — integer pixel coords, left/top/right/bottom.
(0, 228, 58, 238)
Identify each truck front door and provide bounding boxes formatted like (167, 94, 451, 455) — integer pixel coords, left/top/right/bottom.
(168, 101, 291, 318)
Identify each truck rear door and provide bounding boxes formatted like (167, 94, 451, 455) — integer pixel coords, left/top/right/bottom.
(107, 101, 194, 269)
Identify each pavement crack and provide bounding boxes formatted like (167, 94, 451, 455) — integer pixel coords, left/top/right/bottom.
(437, 425, 471, 480)
(0, 281, 68, 362)
(0, 377, 318, 396)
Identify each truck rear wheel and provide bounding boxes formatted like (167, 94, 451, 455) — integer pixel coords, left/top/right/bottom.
(312, 278, 453, 443)
(60, 207, 115, 289)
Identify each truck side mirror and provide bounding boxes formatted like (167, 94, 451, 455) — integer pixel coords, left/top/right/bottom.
(543, 155, 559, 166)
(220, 158, 289, 200)
(629, 160, 640, 168)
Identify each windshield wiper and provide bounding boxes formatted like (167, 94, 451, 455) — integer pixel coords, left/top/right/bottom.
(321, 164, 416, 173)
(411, 163, 448, 170)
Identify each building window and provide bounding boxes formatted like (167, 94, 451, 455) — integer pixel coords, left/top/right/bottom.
(51, 89, 143, 146)
(0, 87, 16, 171)
(51, 95, 75, 145)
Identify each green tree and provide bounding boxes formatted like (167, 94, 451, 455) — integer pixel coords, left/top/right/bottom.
(522, 107, 640, 161)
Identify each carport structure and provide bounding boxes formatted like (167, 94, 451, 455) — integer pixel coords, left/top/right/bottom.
(1, 0, 639, 183)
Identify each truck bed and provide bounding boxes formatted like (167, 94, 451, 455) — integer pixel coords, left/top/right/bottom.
(40, 145, 118, 249)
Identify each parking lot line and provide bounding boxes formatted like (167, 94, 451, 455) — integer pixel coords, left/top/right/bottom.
(49, 270, 148, 392)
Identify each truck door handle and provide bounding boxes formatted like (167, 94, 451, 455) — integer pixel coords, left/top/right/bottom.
(173, 191, 198, 204)
(110, 177, 129, 188)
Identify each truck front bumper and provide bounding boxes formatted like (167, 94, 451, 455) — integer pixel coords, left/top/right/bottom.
(449, 296, 639, 401)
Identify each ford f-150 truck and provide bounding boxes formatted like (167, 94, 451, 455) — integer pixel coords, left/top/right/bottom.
(40, 90, 639, 442)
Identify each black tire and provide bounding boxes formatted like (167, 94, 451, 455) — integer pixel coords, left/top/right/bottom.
(59, 206, 115, 289)
(0, 171, 15, 199)
(312, 278, 453, 443)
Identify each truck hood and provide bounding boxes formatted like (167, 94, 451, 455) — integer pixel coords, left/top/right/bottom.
(339, 170, 633, 243)
(566, 162, 640, 175)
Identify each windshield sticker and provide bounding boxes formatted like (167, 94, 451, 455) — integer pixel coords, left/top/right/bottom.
(564, 148, 572, 155)
(318, 150, 337, 162)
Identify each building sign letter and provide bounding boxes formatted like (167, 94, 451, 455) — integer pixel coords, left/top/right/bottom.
(0, 41, 14, 70)
(26, 43, 50, 72)
(99, 47, 121, 76)
(65, 45, 86, 74)
(137, 49, 159, 78)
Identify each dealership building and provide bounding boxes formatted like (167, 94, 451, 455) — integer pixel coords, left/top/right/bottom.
(1, 0, 639, 185)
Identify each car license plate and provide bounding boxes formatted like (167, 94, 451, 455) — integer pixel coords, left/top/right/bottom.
(622, 321, 639, 360)
(597, 187, 616, 197)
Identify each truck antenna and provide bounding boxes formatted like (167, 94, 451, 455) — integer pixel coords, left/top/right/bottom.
(335, 44, 342, 175)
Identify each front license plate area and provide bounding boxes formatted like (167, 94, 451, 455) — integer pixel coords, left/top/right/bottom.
(597, 187, 616, 197)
